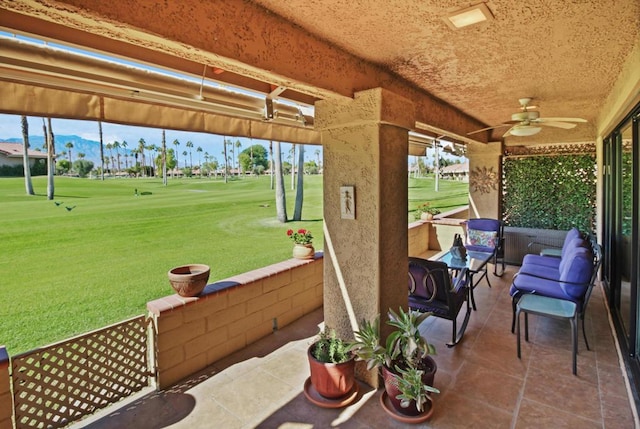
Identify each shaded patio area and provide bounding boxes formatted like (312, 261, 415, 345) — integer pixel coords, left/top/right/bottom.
(74, 266, 636, 428)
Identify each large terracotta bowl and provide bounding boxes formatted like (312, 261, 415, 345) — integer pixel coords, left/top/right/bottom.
(168, 264, 210, 297)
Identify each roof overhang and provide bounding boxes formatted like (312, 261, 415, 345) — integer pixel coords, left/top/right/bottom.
(0, 36, 321, 145)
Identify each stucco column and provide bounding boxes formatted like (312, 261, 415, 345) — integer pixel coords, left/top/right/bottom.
(315, 88, 414, 387)
(467, 140, 503, 219)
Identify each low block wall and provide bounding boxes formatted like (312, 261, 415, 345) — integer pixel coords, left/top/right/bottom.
(0, 347, 10, 429)
(147, 253, 324, 389)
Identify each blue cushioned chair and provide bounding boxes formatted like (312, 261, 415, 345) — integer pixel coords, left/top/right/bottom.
(465, 218, 505, 285)
(510, 234, 602, 350)
(526, 227, 582, 258)
(408, 257, 471, 347)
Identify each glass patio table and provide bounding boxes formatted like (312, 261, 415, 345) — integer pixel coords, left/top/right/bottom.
(437, 249, 494, 311)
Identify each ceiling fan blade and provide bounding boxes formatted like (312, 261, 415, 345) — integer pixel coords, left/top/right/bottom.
(502, 127, 514, 138)
(537, 121, 577, 129)
(467, 122, 514, 135)
(536, 117, 587, 123)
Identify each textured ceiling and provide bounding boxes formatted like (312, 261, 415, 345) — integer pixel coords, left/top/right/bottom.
(251, 0, 640, 143)
(1, 0, 638, 145)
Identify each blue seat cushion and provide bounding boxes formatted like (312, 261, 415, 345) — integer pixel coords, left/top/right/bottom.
(522, 237, 587, 269)
(510, 273, 574, 301)
(512, 246, 592, 302)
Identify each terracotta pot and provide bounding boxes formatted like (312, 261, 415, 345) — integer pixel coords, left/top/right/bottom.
(420, 212, 434, 221)
(293, 243, 315, 260)
(381, 356, 437, 416)
(307, 343, 355, 399)
(168, 264, 210, 297)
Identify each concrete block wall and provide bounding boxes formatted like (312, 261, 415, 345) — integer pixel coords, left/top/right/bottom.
(147, 253, 324, 389)
(0, 347, 11, 429)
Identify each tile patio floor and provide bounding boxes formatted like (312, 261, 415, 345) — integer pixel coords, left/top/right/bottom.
(75, 266, 638, 428)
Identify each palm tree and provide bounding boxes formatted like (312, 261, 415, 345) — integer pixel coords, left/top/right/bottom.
(106, 142, 113, 174)
(172, 139, 180, 177)
(148, 144, 157, 176)
(113, 140, 121, 173)
(182, 150, 188, 169)
(65, 141, 74, 165)
(290, 144, 296, 190)
(293, 144, 305, 221)
(44, 117, 55, 199)
(223, 137, 229, 183)
(98, 121, 105, 181)
(138, 138, 146, 177)
(204, 152, 209, 177)
(21, 115, 34, 195)
(274, 141, 287, 222)
(77, 152, 85, 159)
(235, 139, 242, 176)
(186, 141, 194, 168)
(162, 131, 168, 185)
(269, 140, 274, 189)
(196, 146, 203, 176)
(104, 156, 110, 173)
(315, 148, 321, 171)
(121, 140, 128, 169)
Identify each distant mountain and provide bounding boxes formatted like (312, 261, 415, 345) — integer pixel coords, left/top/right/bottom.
(2, 135, 132, 164)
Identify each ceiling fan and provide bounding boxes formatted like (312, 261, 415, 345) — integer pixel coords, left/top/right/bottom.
(469, 98, 587, 137)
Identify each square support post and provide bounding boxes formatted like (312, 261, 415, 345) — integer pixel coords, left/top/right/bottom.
(316, 88, 415, 387)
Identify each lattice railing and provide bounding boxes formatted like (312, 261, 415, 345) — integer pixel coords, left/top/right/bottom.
(11, 315, 152, 429)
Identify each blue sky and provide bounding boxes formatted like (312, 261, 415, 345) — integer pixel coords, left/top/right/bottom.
(0, 113, 318, 165)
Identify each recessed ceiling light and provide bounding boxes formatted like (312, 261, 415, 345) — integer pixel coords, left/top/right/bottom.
(444, 3, 494, 30)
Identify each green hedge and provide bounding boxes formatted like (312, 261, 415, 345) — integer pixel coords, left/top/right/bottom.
(0, 160, 47, 177)
(503, 154, 596, 232)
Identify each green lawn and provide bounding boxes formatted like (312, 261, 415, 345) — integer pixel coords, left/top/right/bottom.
(0, 174, 467, 354)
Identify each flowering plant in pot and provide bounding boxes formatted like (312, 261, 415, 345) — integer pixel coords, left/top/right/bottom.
(287, 228, 315, 259)
(305, 327, 357, 406)
(287, 228, 313, 244)
(414, 203, 441, 221)
(349, 308, 439, 417)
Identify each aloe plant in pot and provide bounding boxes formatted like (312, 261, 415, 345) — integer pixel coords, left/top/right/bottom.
(305, 327, 357, 407)
(349, 308, 439, 418)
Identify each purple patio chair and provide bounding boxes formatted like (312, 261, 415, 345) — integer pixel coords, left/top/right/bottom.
(464, 218, 505, 286)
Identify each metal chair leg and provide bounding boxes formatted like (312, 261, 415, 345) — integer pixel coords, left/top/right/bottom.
(516, 307, 522, 359)
(571, 315, 578, 375)
(581, 314, 590, 350)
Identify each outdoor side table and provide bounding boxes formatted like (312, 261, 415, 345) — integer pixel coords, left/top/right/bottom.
(438, 250, 493, 311)
(516, 293, 579, 375)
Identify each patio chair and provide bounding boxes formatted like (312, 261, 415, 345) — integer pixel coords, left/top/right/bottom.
(464, 218, 505, 286)
(509, 235, 602, 352)
(408, 257, 471, 347)
(526, 227, 583, 258)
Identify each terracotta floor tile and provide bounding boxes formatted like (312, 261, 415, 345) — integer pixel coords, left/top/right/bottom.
(516, 398, 602, 429)
(523, 366, 602, 422)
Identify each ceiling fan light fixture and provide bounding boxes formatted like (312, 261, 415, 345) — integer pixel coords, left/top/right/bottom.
(510, 125, 542, 137)
(445, 3, 494, 30)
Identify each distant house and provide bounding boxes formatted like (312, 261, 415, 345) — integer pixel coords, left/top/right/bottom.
(440, 161, 469, 182)
(0, 142, 48, 167)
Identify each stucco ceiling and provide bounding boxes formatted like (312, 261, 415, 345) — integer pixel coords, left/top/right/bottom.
(250, 0, 639, 143)
(1, 0, 639, 146)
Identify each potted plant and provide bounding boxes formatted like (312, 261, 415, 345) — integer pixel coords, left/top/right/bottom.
(414, 203, 441, 221)
(305, 327, 357, 407)
(287, 228, 315, 259)
(349, 308, 439, 419)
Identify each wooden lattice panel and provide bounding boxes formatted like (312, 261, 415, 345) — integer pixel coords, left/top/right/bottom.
(12, 315, 151, 429)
